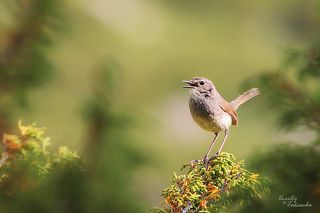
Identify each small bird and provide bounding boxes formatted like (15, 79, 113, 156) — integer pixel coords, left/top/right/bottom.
(183, 77, 260, 161)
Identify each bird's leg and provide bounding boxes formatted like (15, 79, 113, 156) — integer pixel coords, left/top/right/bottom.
(217, 130, 229, 154)
(204, 132, 219, 164)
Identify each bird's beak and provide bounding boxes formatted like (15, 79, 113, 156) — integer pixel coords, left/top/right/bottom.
(182, 80, 195, 88)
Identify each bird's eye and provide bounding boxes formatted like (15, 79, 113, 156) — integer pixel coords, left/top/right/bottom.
(199, 81, 205, 85)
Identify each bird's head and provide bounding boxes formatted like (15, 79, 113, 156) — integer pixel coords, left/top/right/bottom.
(182, 77, 216, 94)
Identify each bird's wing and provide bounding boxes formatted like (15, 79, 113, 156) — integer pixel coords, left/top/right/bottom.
(219, 99, 238, 126)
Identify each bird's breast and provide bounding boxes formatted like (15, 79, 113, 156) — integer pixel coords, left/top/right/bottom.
(189, 95, 231, 132)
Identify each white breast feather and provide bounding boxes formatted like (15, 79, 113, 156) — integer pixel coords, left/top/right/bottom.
(215, 113, 232, 131)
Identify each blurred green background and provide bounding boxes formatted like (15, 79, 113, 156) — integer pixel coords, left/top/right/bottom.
(0, 0, 319, 212)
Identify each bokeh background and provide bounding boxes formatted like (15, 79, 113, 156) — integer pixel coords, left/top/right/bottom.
(0, 0, 319, 212)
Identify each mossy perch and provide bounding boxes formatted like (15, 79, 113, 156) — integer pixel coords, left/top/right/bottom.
(153, 153, 268, 213)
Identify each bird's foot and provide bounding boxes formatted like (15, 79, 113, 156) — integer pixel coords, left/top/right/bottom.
(188, 159, 201, 169)
(203, 155, 209, 169)
(213, 152, 220, 158)
(189, 159, 201, 164)
(207, 152, 219, 162)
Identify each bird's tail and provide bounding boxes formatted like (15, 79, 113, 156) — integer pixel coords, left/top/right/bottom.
(229, 88, 260, 110)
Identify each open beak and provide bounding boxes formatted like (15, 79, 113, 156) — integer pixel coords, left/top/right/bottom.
(182, 80, 195, 88)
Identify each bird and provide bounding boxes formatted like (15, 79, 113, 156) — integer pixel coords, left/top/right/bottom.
(182, 77, 260, 162)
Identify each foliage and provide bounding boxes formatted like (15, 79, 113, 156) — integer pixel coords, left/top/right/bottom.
(244, 44, 320, 132)
(154, 153, 268, 213)
(1, 1, 147, 211)
(0, 121, 84, 213)
(240, 43, 320, 212)
(0, 64, 148, 213)
(239, 143, 320, 213)
(82, 62, 147, 212)
(0, 0, 66, 131)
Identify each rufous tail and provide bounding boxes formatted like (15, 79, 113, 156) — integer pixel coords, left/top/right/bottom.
(229, 88, 260, 110)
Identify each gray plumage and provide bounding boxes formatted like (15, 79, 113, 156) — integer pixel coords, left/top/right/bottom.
(183, 77, 260, 157)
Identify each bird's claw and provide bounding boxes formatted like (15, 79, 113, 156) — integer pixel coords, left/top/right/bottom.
(203, 155, 209, 169)
(190, 159, 201, 164)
